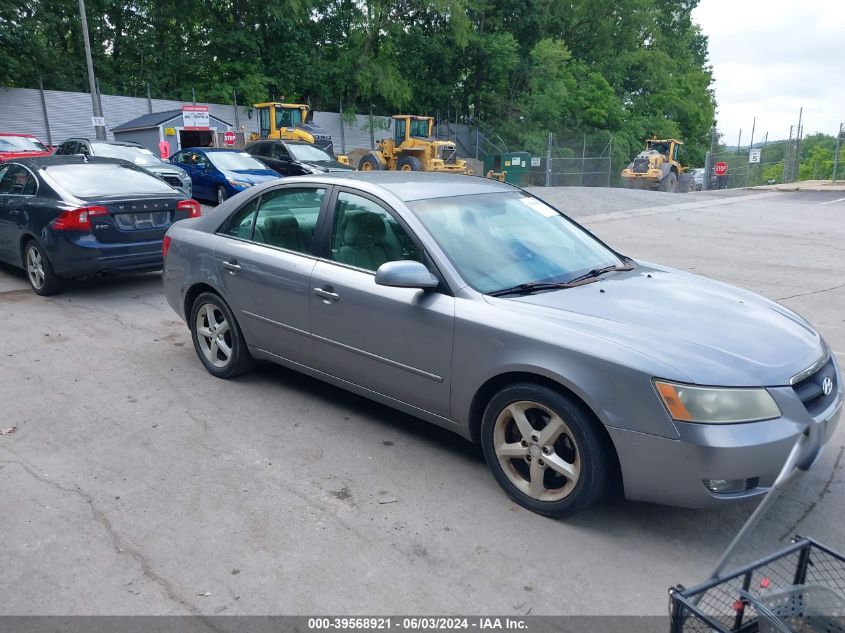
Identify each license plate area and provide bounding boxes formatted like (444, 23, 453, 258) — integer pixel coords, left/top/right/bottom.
(114, 211, 172, 231)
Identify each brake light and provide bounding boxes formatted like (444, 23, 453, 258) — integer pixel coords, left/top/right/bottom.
(162, 235, 172, 258)
(53, 206, 108, 231)
(177, 199, 202, 218)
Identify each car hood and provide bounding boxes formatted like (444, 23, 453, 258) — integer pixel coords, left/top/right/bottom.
(492, 263, 825, 387)
(225, 169, 279, 183)
(302, 160, 354, 172)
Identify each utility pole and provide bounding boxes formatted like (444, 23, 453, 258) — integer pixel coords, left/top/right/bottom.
(793, 107, 803, 182)
(78, 0, 106, 140)
(833, 123, 844, 183)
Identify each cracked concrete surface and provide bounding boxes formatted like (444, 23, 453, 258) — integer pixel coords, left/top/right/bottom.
(0, 188, 843, 615)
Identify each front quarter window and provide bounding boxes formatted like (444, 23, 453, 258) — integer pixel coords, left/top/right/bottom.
(408, 192, 624, 293)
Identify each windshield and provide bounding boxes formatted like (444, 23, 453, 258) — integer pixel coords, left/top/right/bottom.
(275, 107, 302, 128)
(287, 144, 332, 162)
(91, 143, 161, 166)
(408, 192, 624, 293)
(46, 163, 176, 197)
(0, 135, 46, 152)
(207, 151, 268, 171)
(409, 119, 430, 138)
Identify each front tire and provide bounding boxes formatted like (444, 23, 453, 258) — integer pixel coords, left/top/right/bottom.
(397, 156, 423, 171)
(480, 383, 611, 517)
(189, 292, 255, 378)
(659, 172, 678, 192)
(358, 153, 383, 171)
(23, 239, 64, 296)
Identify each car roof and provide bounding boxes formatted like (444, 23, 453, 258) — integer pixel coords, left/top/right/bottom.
(6, 156, 130, 168)
(0, 132, 41, 138)
(182, 147, 245, 153)
(282, 171, 516, 202)
(63, 138, 142, 147)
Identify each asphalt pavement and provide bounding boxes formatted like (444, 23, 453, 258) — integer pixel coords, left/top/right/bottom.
(0, 187, 843, 617)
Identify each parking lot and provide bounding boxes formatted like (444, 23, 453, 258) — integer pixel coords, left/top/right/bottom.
(1, 187, 843, 616)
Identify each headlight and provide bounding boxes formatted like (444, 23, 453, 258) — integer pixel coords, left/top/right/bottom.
(227, 179, 252, 188)
(654, 380, 781, 423)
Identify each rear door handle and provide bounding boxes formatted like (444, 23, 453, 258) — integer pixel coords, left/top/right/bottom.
(314, 287, 340, 302)
(222, 260, 241, 274)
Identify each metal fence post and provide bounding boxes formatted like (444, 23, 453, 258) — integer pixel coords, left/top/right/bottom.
(545, 132, 552, 187)
(703, 151, 712, 191)
(579, 133, 586, 186)
(37, 77, 52, 146)
(793, 107, 803, 181)
(607, 134, 612, 188)
(369, 103, 375, 150)
(233, 89, 239, 130)
(146, 82, 152, 114)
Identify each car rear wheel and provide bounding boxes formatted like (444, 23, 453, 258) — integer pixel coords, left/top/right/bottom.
(481, 383, 610, 517)
(189, 292, 254, 378)
(24, 239, 63, 296)
(217, 186, 227, 206)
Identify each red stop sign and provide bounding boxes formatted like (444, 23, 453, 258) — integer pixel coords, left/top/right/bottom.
(223, 130, 237, 146)
(714, 161, 728, 176)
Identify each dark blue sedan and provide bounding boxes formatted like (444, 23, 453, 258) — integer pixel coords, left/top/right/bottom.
(0, 156, 200, 295)
(169, 148, 280, 205)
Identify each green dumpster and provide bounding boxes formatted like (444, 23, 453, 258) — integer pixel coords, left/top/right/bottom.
(483, 152, 533, 186)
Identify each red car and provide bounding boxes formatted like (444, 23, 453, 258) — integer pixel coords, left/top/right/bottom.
(0, 133, 54, 163)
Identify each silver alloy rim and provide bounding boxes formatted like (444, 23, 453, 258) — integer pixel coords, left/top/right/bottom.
(218, 187, 225, 205)
(493, 400, 581, 502)
(195, 303, 233, 368)
(26, 246, 45, 290)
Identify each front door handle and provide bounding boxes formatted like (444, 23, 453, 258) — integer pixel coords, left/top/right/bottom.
(222, 260, 241, 274)
(314, 287, 340, 303)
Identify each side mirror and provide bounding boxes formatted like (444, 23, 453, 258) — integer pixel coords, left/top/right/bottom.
(375, 260, 438, 289)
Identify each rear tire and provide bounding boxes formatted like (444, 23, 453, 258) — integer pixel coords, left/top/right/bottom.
(397, 156, 423, 172)
(480, 383, 611, 518)
(659, 172, 678, 192)
(189, 291, 255, 379)
(358, 154, 383, 171)
(23, 239, 64, 296)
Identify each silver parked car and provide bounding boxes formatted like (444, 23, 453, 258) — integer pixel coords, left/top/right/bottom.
(162, 173, 842, 517)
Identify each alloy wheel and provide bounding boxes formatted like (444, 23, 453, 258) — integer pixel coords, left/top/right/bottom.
(493, 400, 581, 502)
(26, 245, 45, 290)
(195, 303, 233, 368)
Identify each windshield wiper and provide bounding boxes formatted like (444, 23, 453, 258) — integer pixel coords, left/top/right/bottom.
(566, 262, 633, 285)
(487, 281, 577, 297)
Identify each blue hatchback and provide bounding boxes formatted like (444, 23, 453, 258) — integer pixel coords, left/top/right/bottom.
(169, 148, 280, 205)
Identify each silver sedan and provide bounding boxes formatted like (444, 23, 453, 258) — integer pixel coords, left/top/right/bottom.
(162, 173, 842, 517)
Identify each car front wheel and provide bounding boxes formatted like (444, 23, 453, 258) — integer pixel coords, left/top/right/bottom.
(481, 383, 611, 517)
(189, 292, 254, 378)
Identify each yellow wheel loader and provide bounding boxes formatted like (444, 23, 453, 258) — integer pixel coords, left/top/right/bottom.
(621, 138, 693, 192)
(250, 102, 348, 164)
(358, 115, 472, 174)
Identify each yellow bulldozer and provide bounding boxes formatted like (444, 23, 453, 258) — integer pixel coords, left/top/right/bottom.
(358, 115, 471, 174)
(251, 102, 344, 160)
(621, 138, 693, 192)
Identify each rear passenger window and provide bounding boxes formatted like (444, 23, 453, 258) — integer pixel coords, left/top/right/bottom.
(0, 166, 36, 195)
(223, 199, 259, 239)
(252, 187, 325, 254)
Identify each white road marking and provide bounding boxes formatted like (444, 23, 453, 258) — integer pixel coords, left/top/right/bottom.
(821, 196, 845, 205)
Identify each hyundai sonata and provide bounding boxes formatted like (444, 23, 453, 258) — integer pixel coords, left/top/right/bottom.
(162, 173, 841, 516)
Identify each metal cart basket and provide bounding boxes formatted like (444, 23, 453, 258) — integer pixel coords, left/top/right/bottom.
(670, 537, 845, 632)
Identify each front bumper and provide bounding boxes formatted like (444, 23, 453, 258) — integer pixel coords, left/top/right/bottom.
(609, 361, 842, 508)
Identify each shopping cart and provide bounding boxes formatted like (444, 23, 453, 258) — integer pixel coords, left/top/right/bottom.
(669, 419, 845, 633)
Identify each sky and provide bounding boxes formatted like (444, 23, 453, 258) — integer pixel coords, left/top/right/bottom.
(691, 0, 845, 146)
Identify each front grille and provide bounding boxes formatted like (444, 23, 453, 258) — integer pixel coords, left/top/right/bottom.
(439, 145, 457, 164)
(161, 175, 182, 188)
(632, 157, 650, 173)
(792, 356, 837, 415)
